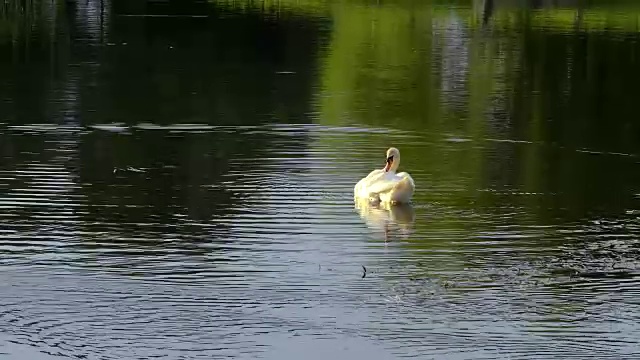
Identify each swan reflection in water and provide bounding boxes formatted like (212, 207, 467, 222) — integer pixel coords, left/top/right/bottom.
(354, 197, 416, 242)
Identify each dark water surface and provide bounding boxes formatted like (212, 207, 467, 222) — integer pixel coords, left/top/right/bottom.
(1, 0, 640, 359)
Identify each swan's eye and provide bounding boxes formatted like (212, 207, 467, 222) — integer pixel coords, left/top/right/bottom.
(386, 156, 393, 163)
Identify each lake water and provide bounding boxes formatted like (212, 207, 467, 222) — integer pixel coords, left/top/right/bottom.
(1, 0, 640, 359)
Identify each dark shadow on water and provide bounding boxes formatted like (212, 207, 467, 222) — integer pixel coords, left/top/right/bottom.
(0, 0, 332, 261)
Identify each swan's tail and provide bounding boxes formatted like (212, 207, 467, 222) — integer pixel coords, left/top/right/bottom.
(394, 176, 414, 192)
(391, 176, 415, 203)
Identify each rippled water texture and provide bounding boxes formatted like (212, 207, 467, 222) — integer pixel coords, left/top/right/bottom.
(1, 0, 640, 359)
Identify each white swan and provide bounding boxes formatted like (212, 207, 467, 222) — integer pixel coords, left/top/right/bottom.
(354, 147, 415, 205)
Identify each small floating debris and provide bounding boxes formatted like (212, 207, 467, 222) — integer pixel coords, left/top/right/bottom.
(484, 137, 533, 144)
(384, 295, 403, 303)
(576, 148, 636, 157)
(134, 123, 217, 132)
(118, 14, 209, 18)
(90, 123, 129, 133)
(444, 137, 471, 143)
(275, 71, 296, 75)
(113, 167, 146, 174)
(7, 124, 83, 133)
(201, 184, 224, 189)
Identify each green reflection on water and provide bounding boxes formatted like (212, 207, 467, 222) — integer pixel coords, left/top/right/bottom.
(2, 0, 639, 223)
(302, 0, 640, 225)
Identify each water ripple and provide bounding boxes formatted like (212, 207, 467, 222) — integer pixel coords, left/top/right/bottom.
(0, 121, 638, 358)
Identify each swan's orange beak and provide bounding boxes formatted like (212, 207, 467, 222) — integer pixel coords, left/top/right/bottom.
(384, 156, 393, 172)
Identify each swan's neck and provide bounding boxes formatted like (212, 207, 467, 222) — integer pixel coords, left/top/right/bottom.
(385, 160, 400, 173)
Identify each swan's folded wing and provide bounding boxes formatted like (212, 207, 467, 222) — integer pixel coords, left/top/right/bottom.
(365, 177, 398, 195)
(357, 170, 384, 187)
(368, 173, 415, 195)
(355, 169, 385, 196)
(365, 169, 384, 180)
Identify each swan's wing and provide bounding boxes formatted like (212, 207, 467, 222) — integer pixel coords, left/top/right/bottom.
(356, 170, 384, 188)
(396, 172, 415, 188)
(355, 169, 385, 195)
(365, 176, 399, 195)
(368, 172, 415, 195)
(365, 169, 385, 179)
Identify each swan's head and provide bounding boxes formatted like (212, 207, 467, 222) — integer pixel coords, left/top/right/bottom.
(384, 147, 401, 172)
